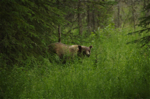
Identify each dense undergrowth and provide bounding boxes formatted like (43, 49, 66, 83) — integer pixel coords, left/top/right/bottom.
(1, 26, 150, 99)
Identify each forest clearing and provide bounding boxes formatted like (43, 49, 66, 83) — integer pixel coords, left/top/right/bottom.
(0, 0, 150, 99)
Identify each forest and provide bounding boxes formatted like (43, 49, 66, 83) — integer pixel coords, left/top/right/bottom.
(0, 0, 150, 99)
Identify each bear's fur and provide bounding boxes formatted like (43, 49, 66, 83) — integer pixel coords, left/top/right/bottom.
(48, 42, 92, 61)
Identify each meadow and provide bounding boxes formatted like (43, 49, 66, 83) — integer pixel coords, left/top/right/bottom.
(1, 26, 150, 99)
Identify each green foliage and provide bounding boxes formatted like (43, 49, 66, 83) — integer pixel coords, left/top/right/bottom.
(1, 26, 150, 99)
(0, 0, 65, 66)
(1, 0, 150, 99)
(60, 0, 115, 44)
(0, 0, 115, 67)
(127, 3, 150, 48)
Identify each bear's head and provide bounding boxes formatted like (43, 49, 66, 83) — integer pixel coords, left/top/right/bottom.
(78, 45, 92, 57)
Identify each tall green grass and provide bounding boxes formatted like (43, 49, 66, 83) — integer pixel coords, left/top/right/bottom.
(1, 26, 150, 99)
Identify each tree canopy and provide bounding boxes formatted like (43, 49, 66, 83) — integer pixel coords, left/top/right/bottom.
(127, 2, 150, 48)
(0, 0, 114, 66)
(0, 0, 65, 66)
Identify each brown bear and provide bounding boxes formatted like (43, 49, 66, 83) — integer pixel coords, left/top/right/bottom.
(48, 42, 92, 62)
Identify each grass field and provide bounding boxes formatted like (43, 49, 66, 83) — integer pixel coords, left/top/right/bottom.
(1, 26, 150, 99)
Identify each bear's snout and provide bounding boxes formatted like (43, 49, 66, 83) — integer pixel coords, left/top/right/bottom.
(86, 51, 91, 57)
(87, 54, 90, 57)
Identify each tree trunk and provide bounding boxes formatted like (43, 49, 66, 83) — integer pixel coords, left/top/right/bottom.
(117, 0, 120, 28)
(131, 0, 135, 30)
(57, 0, 61, 42)
(87, 0, 91, 34)
(144, 0, 146, 8)
(146, 0, 150, 17)
(92, 0, 96, 31)
(78, 0, 82, 35)
(58, 25, 61, 42)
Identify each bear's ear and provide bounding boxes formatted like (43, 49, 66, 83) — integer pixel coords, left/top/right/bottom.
(78, 45, 82, 52)
(89, 45, 92, 49)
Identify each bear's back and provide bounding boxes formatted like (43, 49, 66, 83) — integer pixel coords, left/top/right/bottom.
(48, 42, 78, 58)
